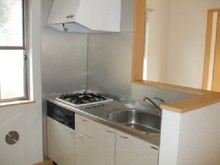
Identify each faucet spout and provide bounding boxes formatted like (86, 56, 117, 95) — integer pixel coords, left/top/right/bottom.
(143, 97, 162, 112)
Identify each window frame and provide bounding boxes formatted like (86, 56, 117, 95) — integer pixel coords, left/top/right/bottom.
(0, 0, 29, 102)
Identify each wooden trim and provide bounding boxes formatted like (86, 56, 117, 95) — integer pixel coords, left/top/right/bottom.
(212, 11, 220, 91)
(0, 100, 34, 107)
(202, 9, 220, 90)
(208, 9, 220, 12)
(161, 92, 220, 113)
(132, 0, 146, 81)
(202, 10, 213, 89)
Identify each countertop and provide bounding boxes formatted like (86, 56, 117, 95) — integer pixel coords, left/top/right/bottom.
(134, 80, 220, 113)
(46, 95, 160, 146)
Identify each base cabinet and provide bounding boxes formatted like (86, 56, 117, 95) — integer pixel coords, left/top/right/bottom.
(47, 117, 75, 165)
(115, 131, 159, 165)
(47, 114, 159, 165)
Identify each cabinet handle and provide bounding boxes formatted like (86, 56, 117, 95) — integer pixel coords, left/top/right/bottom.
(75, 133, 83, 139)
(66, 14, 73, 19)
(81, 119, 87, 122)
(105, 128, 114, 133)
(151, 146, 159, 150)
(67, 129, 75, 134)
(119, 135, 128, 139)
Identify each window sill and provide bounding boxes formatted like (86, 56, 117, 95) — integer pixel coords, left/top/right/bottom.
(0, 100, 35, 107)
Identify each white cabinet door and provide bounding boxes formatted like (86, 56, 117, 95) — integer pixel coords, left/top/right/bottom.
(75, 114, 95, 165)
(75, 114, 93, 137)
(47, 117, 75, 165)
(75, 114, 115, 165)
(115, 130, 159, 165)
(75, 114, 158, 165)
(92, 123, 115, 165)
(75, 132, 95, 165)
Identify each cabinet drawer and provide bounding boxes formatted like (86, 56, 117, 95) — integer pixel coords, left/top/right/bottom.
(75, 114, 94, 137)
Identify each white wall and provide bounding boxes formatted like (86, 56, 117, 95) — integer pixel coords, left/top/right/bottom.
(146, 0, 170, 82)
(145, 0, 220, 88)
(159, 110, 181, 165)
(0, 0, 43, 164)
(177, 103, 220, 165)
(159, 103, 220, 165)
(166, 0, 220, 88)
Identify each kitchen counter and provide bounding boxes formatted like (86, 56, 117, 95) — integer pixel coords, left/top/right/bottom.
(46, 95, 160, 146)
(134, 80, 220, 113)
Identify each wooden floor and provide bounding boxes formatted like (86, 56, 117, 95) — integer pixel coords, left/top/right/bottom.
(34, 160, 53, 165)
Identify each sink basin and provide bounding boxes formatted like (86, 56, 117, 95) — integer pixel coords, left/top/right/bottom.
(104, 110, 161, 134)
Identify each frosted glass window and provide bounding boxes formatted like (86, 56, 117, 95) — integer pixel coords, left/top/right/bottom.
(0, 0, 27, 102)
(0, 0, 23, 47)
(0, 50, 25, 99)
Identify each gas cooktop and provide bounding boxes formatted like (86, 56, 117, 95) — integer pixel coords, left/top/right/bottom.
(55, 90, 113, 107)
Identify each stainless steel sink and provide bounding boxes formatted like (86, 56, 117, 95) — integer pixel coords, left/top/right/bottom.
(104, 109, 161, 134)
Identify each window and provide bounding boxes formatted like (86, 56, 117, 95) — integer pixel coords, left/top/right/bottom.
(0, 0, 28, 102)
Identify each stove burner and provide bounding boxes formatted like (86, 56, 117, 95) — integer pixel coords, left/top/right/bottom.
(59, 92, 107, 105)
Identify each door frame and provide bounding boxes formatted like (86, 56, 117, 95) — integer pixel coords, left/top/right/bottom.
(202, 9, 220, 91)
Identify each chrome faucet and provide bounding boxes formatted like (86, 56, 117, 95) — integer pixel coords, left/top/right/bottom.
(154, 97, 166, 104)
(143, 97, 164, 112)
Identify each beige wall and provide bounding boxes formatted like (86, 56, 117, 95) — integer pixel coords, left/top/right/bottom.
(166, 0, 220, 88)
(145, 0, 170, 82)
(145, 0, 220, 88)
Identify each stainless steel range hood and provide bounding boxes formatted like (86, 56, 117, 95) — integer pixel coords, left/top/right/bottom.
(48, 0, 121, 33)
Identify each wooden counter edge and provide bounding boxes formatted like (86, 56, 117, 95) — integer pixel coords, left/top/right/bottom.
(161, 92, 220, 113)
(133, 80, 220, 113)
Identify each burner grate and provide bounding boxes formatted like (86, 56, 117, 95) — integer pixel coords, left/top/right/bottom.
(56, 91, 113, 107)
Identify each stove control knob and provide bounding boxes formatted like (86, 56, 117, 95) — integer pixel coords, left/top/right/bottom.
(65, 114, 72, 120)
